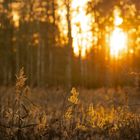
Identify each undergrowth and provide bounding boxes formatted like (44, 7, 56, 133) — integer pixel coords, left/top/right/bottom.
(0, 68, 140, 140)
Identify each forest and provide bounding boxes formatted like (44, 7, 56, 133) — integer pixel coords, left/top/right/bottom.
(0, 0, 140, 140)
(0, 0, 139, 88)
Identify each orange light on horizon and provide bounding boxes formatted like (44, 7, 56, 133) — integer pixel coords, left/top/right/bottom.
(110, 28, 127, 57)
(109, 7, 128, 58)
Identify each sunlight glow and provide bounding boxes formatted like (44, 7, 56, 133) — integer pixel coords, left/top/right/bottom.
(12, 11, 20, 27)
(114, 7, 123, 26)
(71, 0, 93, 58)
(109, 7, 127, 58)
(11, 3, 20, 27)
(110, 28, 127, 57)
(58, 0, 93, 58)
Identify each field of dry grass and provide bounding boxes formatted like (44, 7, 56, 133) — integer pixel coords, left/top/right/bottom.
(0, 69, 140, 140)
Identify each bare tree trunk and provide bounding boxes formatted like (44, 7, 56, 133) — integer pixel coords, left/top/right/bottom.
(48, 0, 56, 84)
(41, 39, 45, 86)
(30, 44, 34, 86)
(49, 50, 53, 83)
(37, 45, 41, 87)
(3, 55, 7, 85)
(37, 22, 41, 87)
(15, 27, 20, 74)
(65, 0, 72, 89)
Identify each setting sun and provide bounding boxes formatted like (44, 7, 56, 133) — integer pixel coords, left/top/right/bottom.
(110, 28, 127, 57)
(109, 7, 128, 58)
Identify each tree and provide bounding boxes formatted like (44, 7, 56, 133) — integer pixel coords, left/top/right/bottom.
(65, 0, 73, 88)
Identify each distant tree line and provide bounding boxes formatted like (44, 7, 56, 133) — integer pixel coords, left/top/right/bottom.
(0, 0, 140, 88)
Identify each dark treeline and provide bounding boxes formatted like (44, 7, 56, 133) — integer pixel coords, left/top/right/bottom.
(0, 0, 140, 88)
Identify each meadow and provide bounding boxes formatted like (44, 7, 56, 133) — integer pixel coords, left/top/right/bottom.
(0, 69, 140, 140)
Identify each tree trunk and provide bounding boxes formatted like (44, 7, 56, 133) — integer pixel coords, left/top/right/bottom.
(65, 0, 72, 89)
(37, 22, 41, 87)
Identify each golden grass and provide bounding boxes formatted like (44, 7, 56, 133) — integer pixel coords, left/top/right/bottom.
(0, 68, 140, 140)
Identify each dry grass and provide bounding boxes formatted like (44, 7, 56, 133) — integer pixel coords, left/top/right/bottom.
(0, 69, 140, 140)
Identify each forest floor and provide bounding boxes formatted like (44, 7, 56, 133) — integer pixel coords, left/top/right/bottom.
(0, 84, 140, 140)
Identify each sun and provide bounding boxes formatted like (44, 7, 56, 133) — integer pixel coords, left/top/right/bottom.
(110, 28, 127, 57)
(109, 7, 128, 58)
